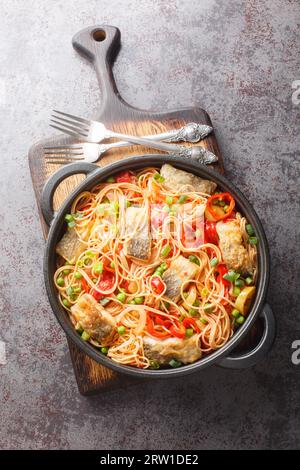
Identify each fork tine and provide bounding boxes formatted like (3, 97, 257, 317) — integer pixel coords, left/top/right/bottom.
(53, 109, 90, 124)
(46, 159, 83, 165)
(45, 155, 84, 161)
(43, 144, 82, 150)
(51, 114, 90, 132)
(50, 118, 88, 135)
(44, 149, 84, 156)
(50, 122, 88, 138)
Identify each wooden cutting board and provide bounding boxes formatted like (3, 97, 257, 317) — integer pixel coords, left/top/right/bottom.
(28, 25, 262, 395)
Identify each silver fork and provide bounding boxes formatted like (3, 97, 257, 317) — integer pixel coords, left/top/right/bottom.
(49, 110, 217, 162)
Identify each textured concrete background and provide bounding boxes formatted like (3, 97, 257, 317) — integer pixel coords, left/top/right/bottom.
(0, 0, 299, 450)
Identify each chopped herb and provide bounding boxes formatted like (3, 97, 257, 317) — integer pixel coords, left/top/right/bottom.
(169, 359, 182, 368)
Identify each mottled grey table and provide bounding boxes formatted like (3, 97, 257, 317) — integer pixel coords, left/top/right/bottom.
(0, 0, 299, 450)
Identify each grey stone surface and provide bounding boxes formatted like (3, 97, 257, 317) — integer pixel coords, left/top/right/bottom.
(0, 0, 299, 450)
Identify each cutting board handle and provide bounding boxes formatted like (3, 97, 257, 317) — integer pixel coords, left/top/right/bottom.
(72, 25, 125, 114)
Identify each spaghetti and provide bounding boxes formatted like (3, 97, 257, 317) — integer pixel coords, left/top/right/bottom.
(54, 165, 258, 369)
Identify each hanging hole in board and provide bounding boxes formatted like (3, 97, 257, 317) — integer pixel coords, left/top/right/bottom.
(93, 30, 106, 42)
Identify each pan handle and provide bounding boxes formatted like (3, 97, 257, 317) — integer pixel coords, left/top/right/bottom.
(218, 303, 276, 369)
(72, 25, 124, 113)
(40, 162, 98, 226)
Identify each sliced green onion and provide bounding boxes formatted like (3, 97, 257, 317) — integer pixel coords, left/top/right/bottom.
(96, 204, 108, 216)
(68, 221, 76, 228)
(149, 359, 160, 369)
(81, 331, 90, 341)
(231, 309, 240, 318)
(65, 214, 74, 222)
(223, 204, 229, 211)
(101, 347, 108, 354)
(134, 296, 144, 305)
(210, 257, 218, 267)
(185, 328, 194, 337)
(117, 325, 126, 335)
(249, 236, 258, 245)
(57, 277, 64, 287)
(169, 359, 182, 368)
(93, 262, 103, 275)
(116, 292, 126, 303)
(178, 195, 188, 204)
(75, 322, 83, 334)
(188, 255, 200, 265)
(153, 173, 165, 183)
(74, 272, 82, 280)
(165, 196, 173, 205)
(245, 276, 253, 285)
(106, 176, 115, 183)
(223, 270, 240, 283)
(100, 298, 110, 306)
(200, 317, 208, 325)
(246, 224, 255, 236)
(161, 245, 171, 257)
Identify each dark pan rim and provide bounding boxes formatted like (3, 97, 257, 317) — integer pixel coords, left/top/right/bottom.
(44, 155, 270, 378)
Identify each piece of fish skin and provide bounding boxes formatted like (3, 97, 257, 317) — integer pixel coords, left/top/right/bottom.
(216, 219, 253, 275)
(71, 293, 116, 342)
(56, 228, 85, 264)
(160, 163, 217, 194)
(162, 255, 199, 301)
(143, 336, 201, 365)
(125, 205, 151, 261)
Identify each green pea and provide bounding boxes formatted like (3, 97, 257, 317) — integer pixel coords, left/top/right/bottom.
(63, 269, 70, 275)
(189, 308, 198, 317)
(185, 328, 194, 337)
(232, 286, 241, 297)
(149, 359, 160, 369)
(101, 347, 108, 354)
(81, 331, 90, 341)
(74, 272, 82, 280)
(116, 292, 126, 303)
(134, 296, 144, 305)
(106, 176, 115, 183)
(193, 299, 200, 307)
(231, 309, 240, 318)
(117, 325, 126, 335)
(110, 261, 115, 269)
(200, 317, 208, 324)
(236, 315, 245, 325)
(64, 214, 74, 222)
(94, 262, 103, 275)
(235, 279, 245, 288)
(62, 299, 71, 308)
(57, 277, 64, 287)
(165, 196, 173, 205)
(73, 286, 82, 293)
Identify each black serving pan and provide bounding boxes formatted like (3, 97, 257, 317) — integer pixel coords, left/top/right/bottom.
(41, 155, 276, 378)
